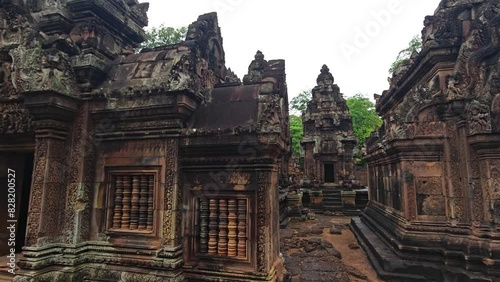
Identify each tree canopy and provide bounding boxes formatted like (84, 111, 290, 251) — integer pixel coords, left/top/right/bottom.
(345, 94, 382, 148)
(139, 25, 188, 50)
(389, 35, 422, 73)
(289, 89, 311, 114)
(289, 115, 303, 158)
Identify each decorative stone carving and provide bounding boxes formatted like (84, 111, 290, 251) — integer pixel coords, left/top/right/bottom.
(10, 45, 78, 95)
(0, 102, 33, 134)
(259, 96, 282, 132)
(445, 74, 464, 100)
(490, 160, 500, 200)
(207, 199, 218, 255)
(316, 64, 334, 86)
(199, 199, 209, 254)
(0, 52, 16, 97)
(242, 50, 268, 85)
(467, 100, 491, 135)
(493, 94, 500, 132)
(2, 6, 284, 282)
(217, 199, 228, 256)
(0, 5, 42, 49)
(227, 199, 237, 257)
(237, 199, 247, 258)
(167, 55, 194, 92)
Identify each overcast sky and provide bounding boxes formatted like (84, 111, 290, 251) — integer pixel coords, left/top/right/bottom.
(140, 0, 441, 100)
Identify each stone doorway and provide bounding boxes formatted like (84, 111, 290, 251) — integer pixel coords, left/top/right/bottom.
(0, 152, 34, 255)
(324, 163, 335, 183)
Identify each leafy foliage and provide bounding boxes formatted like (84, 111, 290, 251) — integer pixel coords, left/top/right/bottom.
(346, 94, 382, 148)
(289, 115, 304, 158)
(140, 25, 188, 50)
(389, 35, 422, 73)
(290, 89, 311, 114)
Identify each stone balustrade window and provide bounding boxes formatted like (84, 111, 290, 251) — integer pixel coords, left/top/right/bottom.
(197, 198, 248, 259)
(107, 173, 156, 233)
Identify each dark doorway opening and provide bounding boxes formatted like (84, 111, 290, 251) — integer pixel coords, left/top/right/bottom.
(324, 163, 335, 183)
(0, 152, 34, 255)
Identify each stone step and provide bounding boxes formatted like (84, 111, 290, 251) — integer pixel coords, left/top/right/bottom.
(342, 209, 361, 216)
(323, 196, 342, 200)
(323, 206, 343, 211)
(323, 199, 341, 203)
(0, 271, 13, 282)
(350, 217, 428, 281)
(321, 190, 342, 193)
(323, 200, 342, 204)
(322, 194, 341, 197)
(323, 203, 342, 207)
(321, 193, 341, 196)
(323, 206, 342, 209)
(323, 201, 342, 205)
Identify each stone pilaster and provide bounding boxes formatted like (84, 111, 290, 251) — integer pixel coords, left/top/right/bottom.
(23, 92, 79, 246)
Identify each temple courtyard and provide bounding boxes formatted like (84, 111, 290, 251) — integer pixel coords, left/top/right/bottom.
(1, 0, 499, 281)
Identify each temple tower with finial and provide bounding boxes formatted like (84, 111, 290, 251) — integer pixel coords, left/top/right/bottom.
(301, 65, 358, 211)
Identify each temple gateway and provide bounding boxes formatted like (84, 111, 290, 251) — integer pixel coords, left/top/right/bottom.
(0, 0, 499, 281)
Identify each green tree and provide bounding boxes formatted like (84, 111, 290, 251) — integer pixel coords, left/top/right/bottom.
(140, 25, 188, 50)
(289, 115, 303, 158)
(346, 94, 382, 148)
(389, 35, 422, 73)
(290, 89, 311, 114)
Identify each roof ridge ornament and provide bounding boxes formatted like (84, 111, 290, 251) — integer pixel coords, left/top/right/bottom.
(316, 64, 334, 86)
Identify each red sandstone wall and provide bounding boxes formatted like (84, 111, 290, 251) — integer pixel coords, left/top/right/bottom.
(354, 165, 368, 187)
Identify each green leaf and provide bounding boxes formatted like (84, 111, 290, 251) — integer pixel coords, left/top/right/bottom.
(289, 114, 304, 158)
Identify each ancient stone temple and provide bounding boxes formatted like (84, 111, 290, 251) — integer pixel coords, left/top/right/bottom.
(0, 1, 289, 281)
(353, 0, 500, 280)
(301, 65, 358, 211)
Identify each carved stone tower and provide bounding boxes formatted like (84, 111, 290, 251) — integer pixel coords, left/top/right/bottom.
(301, 65, 357, 193)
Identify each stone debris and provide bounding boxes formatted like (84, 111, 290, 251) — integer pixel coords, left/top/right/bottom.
(281, 215, 377, 281)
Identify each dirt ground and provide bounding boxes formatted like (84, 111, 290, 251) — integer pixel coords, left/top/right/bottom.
(281, 214, 383, 282)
